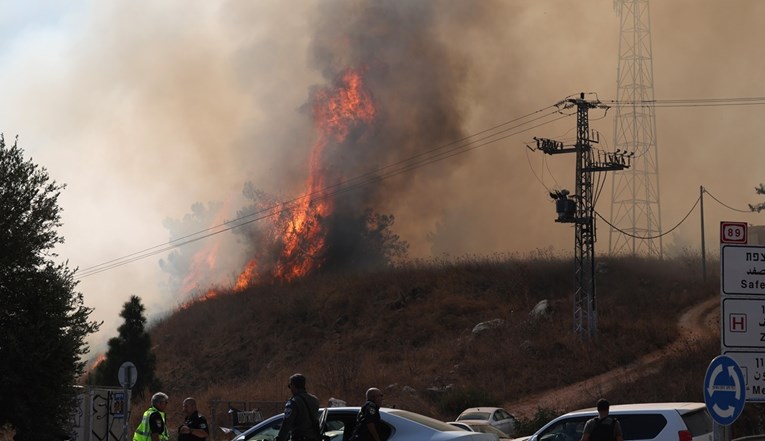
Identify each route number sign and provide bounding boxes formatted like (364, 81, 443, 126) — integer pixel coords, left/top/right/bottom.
(721, 222, 748, 244)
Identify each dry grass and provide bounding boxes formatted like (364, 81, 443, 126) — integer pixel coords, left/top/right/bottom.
(119, 253, 762, 439)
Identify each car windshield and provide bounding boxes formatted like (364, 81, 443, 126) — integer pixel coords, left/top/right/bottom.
(387, 409, 463, 431)
(458, 412, 491, 421)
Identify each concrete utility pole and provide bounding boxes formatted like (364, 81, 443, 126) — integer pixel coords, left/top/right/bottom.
(532, 93, 632, 338)
(609, 0, 663, 256)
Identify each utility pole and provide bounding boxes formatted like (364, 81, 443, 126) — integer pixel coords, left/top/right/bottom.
(531, 93, 632, 338)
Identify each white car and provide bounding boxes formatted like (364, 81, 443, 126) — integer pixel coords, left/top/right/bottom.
(456, 408, 517, 437)
(527, 403, 713, 441)
(233, 406, 499, 441)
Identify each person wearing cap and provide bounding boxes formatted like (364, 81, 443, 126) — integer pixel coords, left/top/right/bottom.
(275, 373, 321, 441)
(348, 388, 384, 441)
(580, 399, 623, 441)
(133, 392, 170, 441)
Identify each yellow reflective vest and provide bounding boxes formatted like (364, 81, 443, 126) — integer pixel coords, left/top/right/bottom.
(133, 406, 169, 441)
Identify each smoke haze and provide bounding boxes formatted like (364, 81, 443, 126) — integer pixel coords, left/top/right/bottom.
(0, 0, 762, 350)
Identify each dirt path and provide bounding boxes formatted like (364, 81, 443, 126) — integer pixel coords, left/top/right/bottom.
(506, 296, 720, 419)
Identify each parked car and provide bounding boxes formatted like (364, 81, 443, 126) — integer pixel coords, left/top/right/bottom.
(456, 408, 518, 437)
(448, 420, 511, 440)
(232, 406, 500, 441)
(526, 403, 713, 441)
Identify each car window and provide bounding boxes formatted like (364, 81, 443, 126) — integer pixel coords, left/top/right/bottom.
(243, 418, 282, 441)
(618, 414, 668, 440)
(458, 412, 491, 421)
(497, 410, 510, 420)
(538, 416, 590, 441)
(681, 410, 713, 437)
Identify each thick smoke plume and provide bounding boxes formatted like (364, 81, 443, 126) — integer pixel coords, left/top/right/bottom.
(161, 1, 511, 295)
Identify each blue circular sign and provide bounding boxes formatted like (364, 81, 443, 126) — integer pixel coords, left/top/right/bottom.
(704, 355, 746, 426)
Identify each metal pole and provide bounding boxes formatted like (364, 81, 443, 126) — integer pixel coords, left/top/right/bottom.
(700, 185, 706, 282)
(122, 367, 132, 441)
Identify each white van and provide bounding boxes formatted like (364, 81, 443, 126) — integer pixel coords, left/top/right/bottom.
(526, 403, 713, 441)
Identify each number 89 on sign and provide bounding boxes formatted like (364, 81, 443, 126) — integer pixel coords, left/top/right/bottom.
(721, 222, 748, 244)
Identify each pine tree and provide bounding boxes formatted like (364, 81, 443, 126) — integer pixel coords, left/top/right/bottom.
(0, 136, 100, 440)
(93, 295, 160, 397)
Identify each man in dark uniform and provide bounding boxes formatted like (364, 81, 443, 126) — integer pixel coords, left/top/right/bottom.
(178, 397, 209, 441)
(349, 388, 384, 441)
(275, 373, 321, 441)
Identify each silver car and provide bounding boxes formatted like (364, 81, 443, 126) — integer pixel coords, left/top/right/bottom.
(233, 406, 499, 441)
(456, 408, 518, 437)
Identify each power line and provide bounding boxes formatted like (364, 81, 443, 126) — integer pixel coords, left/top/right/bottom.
(604, 96, 765, 108)
(79, 91, 765, 279)
(598, 188, 760, 242)
(597, 195, 700, 240)
(77, 106, 571, 279)
(703, 188, 753, 213)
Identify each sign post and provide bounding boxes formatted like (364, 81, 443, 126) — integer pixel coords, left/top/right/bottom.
(118, 362, 137, 441)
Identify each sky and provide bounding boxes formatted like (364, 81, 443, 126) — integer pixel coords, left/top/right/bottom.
(0, 0, 763, 353)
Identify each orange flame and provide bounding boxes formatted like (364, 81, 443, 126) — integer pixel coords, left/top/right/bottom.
(182, 68, 376, 299)
(271, 67, 375, 282)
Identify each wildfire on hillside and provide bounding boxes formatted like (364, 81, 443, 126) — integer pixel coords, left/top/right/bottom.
(178, 67, 377, 304)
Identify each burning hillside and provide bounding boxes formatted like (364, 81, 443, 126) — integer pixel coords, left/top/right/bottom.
(158, 1, 499, 303)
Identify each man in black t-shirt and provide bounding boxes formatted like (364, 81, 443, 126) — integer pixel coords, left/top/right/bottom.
(178, 397, 209, 441)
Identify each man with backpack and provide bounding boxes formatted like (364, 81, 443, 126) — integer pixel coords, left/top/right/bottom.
(581, 399, 623, 441)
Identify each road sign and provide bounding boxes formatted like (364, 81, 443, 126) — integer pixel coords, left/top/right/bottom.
(723, 351, 765, 402)
(722, 298, 765, 348)
(118, 361, 137, 389)
(704, 355, 746, 425)
(721, 245, 765, 295)
(721, 222, 748, 244)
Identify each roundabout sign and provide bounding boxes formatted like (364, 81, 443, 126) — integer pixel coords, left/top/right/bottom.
(704, 355, 746, 426)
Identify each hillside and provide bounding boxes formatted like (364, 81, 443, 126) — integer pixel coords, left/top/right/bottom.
(129, 253, 765, 439)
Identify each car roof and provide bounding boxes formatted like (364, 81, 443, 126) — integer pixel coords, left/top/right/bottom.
(561, 402, 707, 417)
(461, 407, 503, 412)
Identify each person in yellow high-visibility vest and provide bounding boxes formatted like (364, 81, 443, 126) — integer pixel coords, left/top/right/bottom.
(134, 392, 170, 441)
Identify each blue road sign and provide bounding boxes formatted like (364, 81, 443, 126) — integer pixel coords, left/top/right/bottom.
(704, 355, 746, 426)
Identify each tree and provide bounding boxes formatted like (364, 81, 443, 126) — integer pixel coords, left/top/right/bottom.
(93, 295, 160, 397)
(749, 184, 765, 212)
(0, 136, 100, 440)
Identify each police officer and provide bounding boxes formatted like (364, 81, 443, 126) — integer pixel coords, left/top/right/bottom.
(275, 373, 321, 441)
(178, 397, 209, 440)
(349, 388, 383, 441)
(133, 392, 169, 441)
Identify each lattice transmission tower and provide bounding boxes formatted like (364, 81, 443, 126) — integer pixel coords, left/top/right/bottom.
(608, 0, 663, 256)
